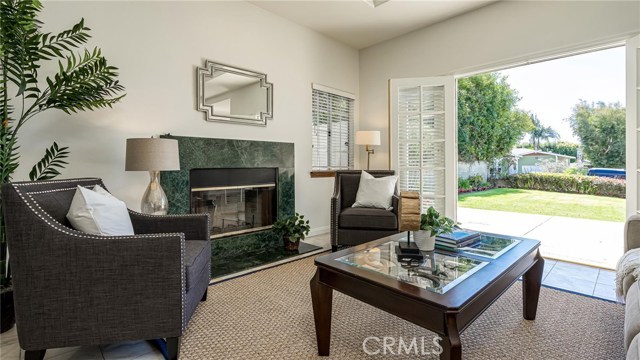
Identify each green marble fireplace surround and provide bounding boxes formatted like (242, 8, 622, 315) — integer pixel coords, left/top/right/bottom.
(160, 135, 318, 279)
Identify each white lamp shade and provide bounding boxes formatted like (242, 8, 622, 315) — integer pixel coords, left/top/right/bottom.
(355, 131, 381, 146)
(125, 138, 180, 171)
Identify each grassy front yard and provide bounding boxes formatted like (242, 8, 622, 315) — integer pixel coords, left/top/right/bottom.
(458, 188, 625, 222)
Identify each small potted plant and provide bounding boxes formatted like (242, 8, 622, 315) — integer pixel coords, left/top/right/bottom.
(415, 206, 456, 251)
(272, 213, 311, 251)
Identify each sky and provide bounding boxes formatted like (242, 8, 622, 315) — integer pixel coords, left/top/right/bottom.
(497, 46, 625, 143)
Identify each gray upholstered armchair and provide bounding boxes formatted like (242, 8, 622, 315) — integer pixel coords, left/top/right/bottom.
(331, 170, 400, 251)
(1, 178, 211, 360)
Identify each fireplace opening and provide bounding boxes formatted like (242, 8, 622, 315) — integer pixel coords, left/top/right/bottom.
(190, 168, 278, 239)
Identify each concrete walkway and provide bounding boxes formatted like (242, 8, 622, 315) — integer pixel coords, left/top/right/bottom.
(457, 207, 624, 270)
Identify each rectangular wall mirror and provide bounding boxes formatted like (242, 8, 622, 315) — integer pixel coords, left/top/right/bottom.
(196, 61, 273, 126)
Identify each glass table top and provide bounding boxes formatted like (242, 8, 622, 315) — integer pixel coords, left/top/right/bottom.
(336, 241, 489, 294)
(439, 234, 521, 259)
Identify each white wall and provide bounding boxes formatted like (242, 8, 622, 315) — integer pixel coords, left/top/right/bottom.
(359, 0, 640, 170)
(15, 1, 359, 234)
(458, 162, 488, 181)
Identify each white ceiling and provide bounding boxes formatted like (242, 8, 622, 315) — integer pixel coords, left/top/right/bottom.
(249, 0, 497, 49)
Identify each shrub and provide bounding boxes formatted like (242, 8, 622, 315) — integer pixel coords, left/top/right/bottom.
(459, 175, 494, 193)
(563, 166, 588, 176)
(505, 173, 625, 198)
(468, 174, 484, 189)
(458, 178, 472, 190)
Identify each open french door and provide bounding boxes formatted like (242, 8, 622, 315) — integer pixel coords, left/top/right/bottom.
(627, 35, 640, 217)
(389, 76, 457, 220)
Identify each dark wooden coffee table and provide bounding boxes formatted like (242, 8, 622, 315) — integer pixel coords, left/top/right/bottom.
(310, 232, 543, 360)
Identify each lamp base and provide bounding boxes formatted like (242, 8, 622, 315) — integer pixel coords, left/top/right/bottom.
(399, 231, 421, 253)
(396, 246, 424, 261)
(365, 145, 374, 171)
(141, 170, 168, 215)
(398, 241, 421, 254)
(397, 231, 423, 261)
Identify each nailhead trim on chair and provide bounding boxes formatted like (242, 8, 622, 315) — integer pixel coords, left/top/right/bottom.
(22, 184, 207, 219)
(208, 215, 212, 280)
(26, 187, 83, 194)
(180, 233, 186, 331)
(18, 189, 181, 240)
(12, 183, 180, 239)
(14, 178, 101, 186)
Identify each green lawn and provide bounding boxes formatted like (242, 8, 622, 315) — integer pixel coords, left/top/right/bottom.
(458, 188, 625, 222)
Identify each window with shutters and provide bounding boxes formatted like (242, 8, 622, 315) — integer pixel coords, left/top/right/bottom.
(311, 85, 354, 170)
(390, 76, 455, 219)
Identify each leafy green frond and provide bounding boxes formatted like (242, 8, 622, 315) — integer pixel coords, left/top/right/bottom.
(44, 49, 126, 112)
(0, 124, 20, 184)
(0, 0, 44, 97)
(28, 141, 69, 181)
(39, 18, 91, 60)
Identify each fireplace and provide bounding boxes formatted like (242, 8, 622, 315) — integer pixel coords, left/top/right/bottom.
(190, 168, 278, 239)
(161, 135, 303, 279)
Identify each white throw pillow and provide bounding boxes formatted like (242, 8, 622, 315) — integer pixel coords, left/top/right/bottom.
(352, 171, 398, 210)
(66, 185, 134, 236)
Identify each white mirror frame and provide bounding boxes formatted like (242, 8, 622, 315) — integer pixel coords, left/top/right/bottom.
(196, 60, 273, 126)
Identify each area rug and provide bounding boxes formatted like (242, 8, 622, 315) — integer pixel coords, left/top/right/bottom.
(180, 256, 625, 359)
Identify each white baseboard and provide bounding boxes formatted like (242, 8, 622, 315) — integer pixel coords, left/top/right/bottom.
(308, 226, 330, 238)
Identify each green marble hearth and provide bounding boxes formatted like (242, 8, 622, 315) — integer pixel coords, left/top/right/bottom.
(212, 238, 322, 280)
(160, 135, 308, 278)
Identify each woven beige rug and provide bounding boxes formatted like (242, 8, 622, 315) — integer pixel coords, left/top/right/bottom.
(181, 255, 625, 359)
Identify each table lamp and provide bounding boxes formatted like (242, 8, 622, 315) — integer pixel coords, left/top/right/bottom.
(125, 138, 180, 215)
(355, 130, 381, 170)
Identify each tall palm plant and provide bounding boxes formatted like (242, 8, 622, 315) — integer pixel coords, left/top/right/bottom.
(529, 114, 559, 150)
(0, 0, 125, 328)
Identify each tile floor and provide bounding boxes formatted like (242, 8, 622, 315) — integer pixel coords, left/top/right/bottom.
(0, 234, 621, 359)
(541, 258, 618, 301)
(0, 330, 165, 360)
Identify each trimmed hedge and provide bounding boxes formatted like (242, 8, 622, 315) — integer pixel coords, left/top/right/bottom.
(504, 173, 625, 198)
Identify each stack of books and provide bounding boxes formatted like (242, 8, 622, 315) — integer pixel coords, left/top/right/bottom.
(435, 230, 481, 251)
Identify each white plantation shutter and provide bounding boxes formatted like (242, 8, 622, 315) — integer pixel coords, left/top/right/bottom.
(390, 77, 456, 219)
(312, 85, 354, 170)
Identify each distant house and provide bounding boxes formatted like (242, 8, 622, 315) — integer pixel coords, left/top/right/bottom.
(509, 148, 576, 174)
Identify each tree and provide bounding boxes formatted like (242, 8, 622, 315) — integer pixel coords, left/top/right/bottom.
(458, 73, 533, 168)
(540, 141, 580, 161)
(567, 101, 625, 168)
(528, 114, 559, 150)
(517, 141, 534, 149)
